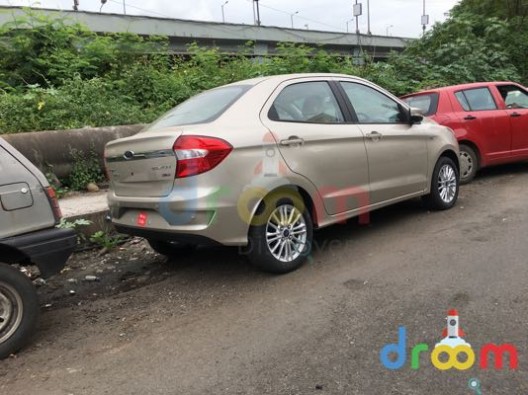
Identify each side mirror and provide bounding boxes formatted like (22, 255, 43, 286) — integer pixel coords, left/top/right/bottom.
(409, 107, 424, 125)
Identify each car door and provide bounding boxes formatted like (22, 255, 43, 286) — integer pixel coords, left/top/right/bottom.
(495, 84, 528, 158)
(0, 141, 55, 238)
(451, 87, 511, 164)
(338, 81, 428, 205)
(260, 79, 370, 216)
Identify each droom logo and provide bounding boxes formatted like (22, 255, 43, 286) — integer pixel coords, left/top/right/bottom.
(380, 310, 519, 371)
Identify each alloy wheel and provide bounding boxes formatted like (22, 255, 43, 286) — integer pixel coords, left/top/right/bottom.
(265, 204, 308, 263)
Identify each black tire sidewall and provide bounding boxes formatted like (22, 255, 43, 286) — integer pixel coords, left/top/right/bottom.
(426, 157, 460, 211)
(247, 192, 313, 274)
(459, 144, 478, 184)
(0, 263, 39, 359)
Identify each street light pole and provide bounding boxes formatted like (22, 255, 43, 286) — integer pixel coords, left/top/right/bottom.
(123, 0, 126, 15)
(367, 0, 371, 35)
(346, 18, 354, 33)
(290, 11, 299, 28)
(385, 24, 393, 36)
(221, 1, 229, 23)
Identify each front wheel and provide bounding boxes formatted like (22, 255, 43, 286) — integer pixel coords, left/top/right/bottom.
(423, 157, 459, 211)
(247, 193, 313, 274)
(0, 263, 39, 359)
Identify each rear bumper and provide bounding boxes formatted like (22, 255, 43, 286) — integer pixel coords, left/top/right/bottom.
(107, 186, 252, 246)
(1, 228, 77, 278)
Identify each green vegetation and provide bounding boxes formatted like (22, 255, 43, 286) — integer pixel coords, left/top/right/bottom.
(0, 5, 525, 134)
(89, 230, 125, 251)
(68, 147, 104, 191)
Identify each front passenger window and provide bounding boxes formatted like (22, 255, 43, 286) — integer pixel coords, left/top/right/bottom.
(340, 82, 406, 124)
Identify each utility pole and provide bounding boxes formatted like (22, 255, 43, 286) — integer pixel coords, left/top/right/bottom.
(421, 0, 429, 35)
(254, 0, 261, 26)
(353, 0, 362, 35)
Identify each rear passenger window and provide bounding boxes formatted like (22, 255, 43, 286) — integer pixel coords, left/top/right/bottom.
(455, 88, 497, 111)
(269, 82, 344, 124)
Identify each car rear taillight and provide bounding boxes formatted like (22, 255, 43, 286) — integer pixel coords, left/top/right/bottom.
(45, 186, 62, 222)
(173, 135, 233, 178)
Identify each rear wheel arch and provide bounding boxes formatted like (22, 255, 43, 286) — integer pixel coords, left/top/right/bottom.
(458, 140, 481, 167)
(250, 185, 317, 227)
(246, 186, 314, 274)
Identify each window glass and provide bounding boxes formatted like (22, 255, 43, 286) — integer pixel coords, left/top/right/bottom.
(269, 82, 344, 124)
(497, 85, 528, 109)
(456, 88, 497, 111)
(340, 82, 405, 124)
(455, 92, 470, 111)
(147, 85, 250, 130)
(402, 93, 439, 116)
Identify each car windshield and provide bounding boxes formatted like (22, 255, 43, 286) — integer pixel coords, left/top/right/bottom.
(146, 85, 251, 130)
(403, 93, 439, 116)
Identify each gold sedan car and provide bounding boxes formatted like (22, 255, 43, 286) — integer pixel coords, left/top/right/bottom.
(105, 74, 460, 273)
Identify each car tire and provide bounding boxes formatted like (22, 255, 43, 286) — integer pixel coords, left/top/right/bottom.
(0, 263, 39, 360)
(459, 144, 478, 184)
(247, 192, 313, 274)
(147, 239, 195, 257)
(423, 156, 459, 211)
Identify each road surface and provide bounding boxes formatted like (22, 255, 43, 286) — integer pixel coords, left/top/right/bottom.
(1, 164, 527, 394)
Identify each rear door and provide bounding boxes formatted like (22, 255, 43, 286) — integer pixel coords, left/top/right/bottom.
(261, 79, 370, 215)
(338, 81, 428, 205)
(0, 141, 55, 238)
(451, 87, 511, 164)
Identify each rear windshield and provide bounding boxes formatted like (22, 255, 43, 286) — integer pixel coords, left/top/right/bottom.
(402, 93, 439, 116)
(146, 85, 251, 130)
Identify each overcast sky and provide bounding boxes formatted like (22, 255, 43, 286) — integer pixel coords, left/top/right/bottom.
(1, 0, 460, 37)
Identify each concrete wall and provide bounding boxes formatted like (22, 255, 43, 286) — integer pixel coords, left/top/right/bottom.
(2, 125, 144, 179)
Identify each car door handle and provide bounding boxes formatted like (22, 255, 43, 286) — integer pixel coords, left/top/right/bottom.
(510, 112, 522, 118)
(366, 131, 383, 141)
(464, 115, 477, 121)
(279, 136, 305, 146)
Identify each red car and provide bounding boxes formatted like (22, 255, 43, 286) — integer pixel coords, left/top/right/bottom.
(402, 82, 528, 183)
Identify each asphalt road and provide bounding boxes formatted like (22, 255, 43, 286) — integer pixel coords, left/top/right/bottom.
(2, 164, 528, 395)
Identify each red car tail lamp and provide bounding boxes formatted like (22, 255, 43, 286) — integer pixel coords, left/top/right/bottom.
(173, 135, 233, 178)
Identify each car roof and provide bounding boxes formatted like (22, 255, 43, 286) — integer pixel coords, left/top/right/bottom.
(402, 81, 519, 97)
(226, 73, 370, 87)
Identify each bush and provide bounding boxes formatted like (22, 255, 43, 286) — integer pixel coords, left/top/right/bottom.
(0, 8, 524, 134)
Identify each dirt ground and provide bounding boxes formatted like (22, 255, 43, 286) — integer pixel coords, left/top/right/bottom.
(1, 164, 528, 395)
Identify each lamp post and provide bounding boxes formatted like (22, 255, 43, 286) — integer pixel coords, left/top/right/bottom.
(290, 11, 299, 28)
(385, 24, 393, 36)
(221, 0, 229, 23)
(346, 18, 354, 33)
(367, 0, 371, 35)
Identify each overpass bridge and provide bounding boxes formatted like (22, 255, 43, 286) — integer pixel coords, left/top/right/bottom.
(0, 6, 410, 60)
